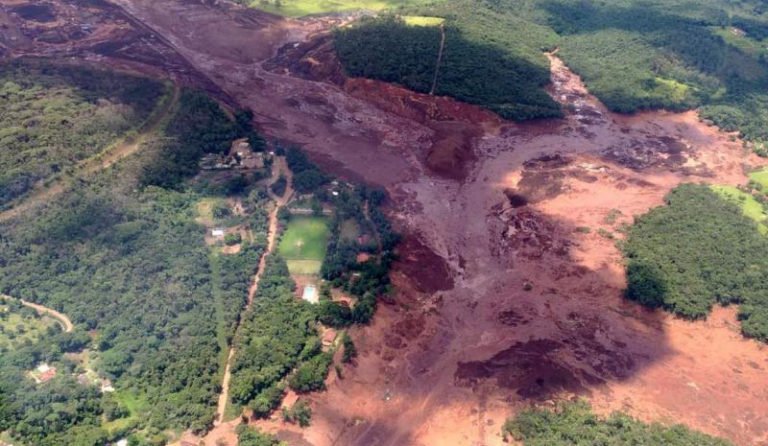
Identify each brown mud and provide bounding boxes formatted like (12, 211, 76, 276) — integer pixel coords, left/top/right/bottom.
(3, 2, 768, 445)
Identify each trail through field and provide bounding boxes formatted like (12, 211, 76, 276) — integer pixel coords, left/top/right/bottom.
(201, 156, 294, 446)
(429, 23, 445, 96)
(0, 84, 180, 223)
(0, 294, 74, 333)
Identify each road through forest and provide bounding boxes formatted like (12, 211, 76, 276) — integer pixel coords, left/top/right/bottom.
(204, 156, 295, 445)
(1, 294, 74, 333)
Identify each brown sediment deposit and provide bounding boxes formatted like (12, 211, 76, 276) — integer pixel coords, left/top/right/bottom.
(5, 1, 768, 445)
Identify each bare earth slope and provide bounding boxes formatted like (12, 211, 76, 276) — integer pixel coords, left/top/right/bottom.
(3, 1, 767, 445)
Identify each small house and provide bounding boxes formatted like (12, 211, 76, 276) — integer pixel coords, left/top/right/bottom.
(211, 228, 225, 238)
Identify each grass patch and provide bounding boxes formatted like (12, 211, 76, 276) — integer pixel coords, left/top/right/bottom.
(340, 219, 361, 241)
(749, 167, 768, 189)
(242, 0, 437, 17)
(103, 390, 149, 433)
(402, 15, 445, 26)
(279, 217, 330, 262)
(711, 185, 767, 233)
(286, 259, 324, 275)
(0, 302, 59, 351)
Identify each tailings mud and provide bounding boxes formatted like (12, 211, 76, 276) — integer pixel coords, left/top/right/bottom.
(5, 2, 768, 445)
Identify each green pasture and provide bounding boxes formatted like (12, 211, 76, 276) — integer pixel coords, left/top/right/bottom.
(279, 217, 330, 275)
(403, 15, 445, 26)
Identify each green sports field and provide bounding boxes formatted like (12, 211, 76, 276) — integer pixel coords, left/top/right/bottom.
(279, 217, 330, 275)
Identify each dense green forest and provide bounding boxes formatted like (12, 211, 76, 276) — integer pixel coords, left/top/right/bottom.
(333, 0, 768, 151)
(623, 184, 768, 341)
(503, 400, 731, 445)
(0, 73, 267, 444)
(0, 60, 166, 208)
(228, 254, 319, 415)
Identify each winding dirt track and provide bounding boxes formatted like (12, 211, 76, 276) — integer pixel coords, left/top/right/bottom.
(0, 84, 180, 223)
(1, 294, 74, 333)
(202, 157, 294, 446)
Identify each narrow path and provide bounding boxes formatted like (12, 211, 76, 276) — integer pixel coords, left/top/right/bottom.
(0, 84, 180, 223)
(429, 24, 446, 96)
(210, 156, 294, 431)
(0, 294, 74, 333)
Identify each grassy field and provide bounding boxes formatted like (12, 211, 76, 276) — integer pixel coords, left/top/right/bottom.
(0, 303, 59, 351)
(279, 217, 330, 275)
(711, 185, 768, 234)
(402, 15, 445, 26)
(244, 0, 437, 17)
(750, 168, 768, 189)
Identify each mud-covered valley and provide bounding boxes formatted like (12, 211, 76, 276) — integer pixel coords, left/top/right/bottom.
(3, 1, 767, 445)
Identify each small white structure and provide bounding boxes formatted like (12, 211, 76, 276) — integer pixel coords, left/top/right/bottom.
(301, 285, 319, 304)
(115, 439, 129, 446)
(211, 228, 225, 237)
(101, 379, 115, 393)
(36, 363, 51, 373)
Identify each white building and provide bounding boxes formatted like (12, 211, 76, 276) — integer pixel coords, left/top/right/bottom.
(301, 285, 319, 304)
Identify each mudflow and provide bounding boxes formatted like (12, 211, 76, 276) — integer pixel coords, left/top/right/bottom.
(3, 1, 768, 445)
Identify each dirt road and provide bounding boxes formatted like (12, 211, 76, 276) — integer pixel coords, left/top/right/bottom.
(201, 156, 295, 446)
(0, 84, 180, 223)
(1, 294, 74, 333)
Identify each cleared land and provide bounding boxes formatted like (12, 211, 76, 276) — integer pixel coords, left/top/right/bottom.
(402, 15, 445, 26)
(278, 216, 330, 275)
(238, 0, 436, 17)
(711, 185, 768, 233)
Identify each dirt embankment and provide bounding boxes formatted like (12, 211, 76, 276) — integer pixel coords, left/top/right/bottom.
(10, 1, 768, 445)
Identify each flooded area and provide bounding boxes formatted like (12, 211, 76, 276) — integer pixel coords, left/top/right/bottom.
(3, 1, 767, 444)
